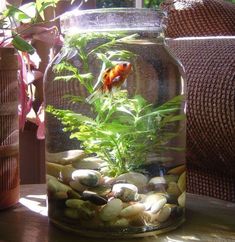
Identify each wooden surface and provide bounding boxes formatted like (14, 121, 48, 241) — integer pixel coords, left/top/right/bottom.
(0, 184, 235, 242)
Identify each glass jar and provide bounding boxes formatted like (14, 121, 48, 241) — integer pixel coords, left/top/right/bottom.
(44, 8, 186, 238)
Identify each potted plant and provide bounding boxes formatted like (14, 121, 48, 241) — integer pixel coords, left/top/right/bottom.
(0, 0, 65, 209)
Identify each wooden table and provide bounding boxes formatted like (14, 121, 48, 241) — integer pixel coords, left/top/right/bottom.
(0, 184, 235, 242)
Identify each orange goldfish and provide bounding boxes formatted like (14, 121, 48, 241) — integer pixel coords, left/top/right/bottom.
(101, 62, 132, 92)
(87, 62, 132, 103)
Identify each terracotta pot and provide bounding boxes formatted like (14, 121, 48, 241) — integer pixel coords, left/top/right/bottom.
(0, 47, 20, 209)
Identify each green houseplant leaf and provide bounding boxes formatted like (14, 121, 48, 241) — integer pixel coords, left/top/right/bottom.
(12, 34, 35, 54)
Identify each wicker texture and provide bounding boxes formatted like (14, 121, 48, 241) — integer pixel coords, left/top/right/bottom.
(187, 163, 235, 202)
(162, 0, 235, 37)
(0, 48, 20, 209)
(164, 0, 235, 202)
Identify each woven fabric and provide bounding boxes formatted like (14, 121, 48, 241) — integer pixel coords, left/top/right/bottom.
(166, 38, 235, 201)
(0, 48, 20, 208)
(162, 0, 235, 37)
(187, 163, 235, 202)
(163, 0, 235, 201)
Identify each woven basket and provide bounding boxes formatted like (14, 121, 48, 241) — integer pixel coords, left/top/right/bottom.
(164, 0, 235, 202)
(0, 48, 20, 209)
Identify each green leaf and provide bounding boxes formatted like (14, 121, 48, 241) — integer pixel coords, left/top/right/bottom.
(155, 95, 184, 112)
(96, 53, 113, 66)
(46, 106, 93, 123)
(4, 6, 29, 18)
(132, 95, 149, 113)
(77, 73, 93, 81)
(107, 50, 136, 60)
(68, 113, 92, 123)
(4, 5, 32, 23)
(36, 0, 59, 20)
(163, 114, 186, 123)
(103, 122, 132, 134)
(62, 94, 84, 103)
(12, 35, 35, 54)
(54, 75, 75, 82)
(117, 106, 135, 117)
(156, 146, 185, 152)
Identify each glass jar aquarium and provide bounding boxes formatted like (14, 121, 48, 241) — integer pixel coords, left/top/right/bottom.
(44, 8, 186, 238)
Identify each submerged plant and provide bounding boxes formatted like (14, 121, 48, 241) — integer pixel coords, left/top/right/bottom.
(47, 32, 185, 176)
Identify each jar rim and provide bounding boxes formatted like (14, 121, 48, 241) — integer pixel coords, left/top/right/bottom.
(60, 8, 166, 34)
(60, 7, 165, 15)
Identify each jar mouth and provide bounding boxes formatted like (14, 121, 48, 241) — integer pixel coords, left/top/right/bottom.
(60, 8, 166, 34)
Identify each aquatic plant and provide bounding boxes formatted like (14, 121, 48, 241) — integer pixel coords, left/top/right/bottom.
(47, 32, 185, 176)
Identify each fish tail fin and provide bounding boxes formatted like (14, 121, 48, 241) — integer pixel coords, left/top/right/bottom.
(86, 87, 103, 104)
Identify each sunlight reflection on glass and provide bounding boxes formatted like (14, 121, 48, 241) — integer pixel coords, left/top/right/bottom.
(19, 194, 47, 216)
(27, 194, 47, 199)
(166, 235, 201, 242)
(181, 235, 201, 240)
(166, 236, 184, 242)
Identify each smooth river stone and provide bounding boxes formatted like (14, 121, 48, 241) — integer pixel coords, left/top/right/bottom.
(99, 198, 123, 221)
(47, 177, 72, 194)
(109, 218, 129, 227)
(82, 191, 107, 205)
(164, 174, 179, 184)
(46, 162, 63, 178)
(54, 191, 68, 200)
(67, 189, 82, 199)
(69, 180, 87, 193)
(144, 193, 167, 213)
(129, 211, 152, 226)
(88, 185, 112, 197)
(46, 149, 86, 165)
(61, 165, 76, 184)
(120, 203, 145, 218)
(178, 191, 186, 207)
(116, 172, 148, 191)
(72, 169, 102, 187)
(167, 165, 185, 175)
(66, 198, 87, 209)
(112, 183, 139, 202)
(155, 205, 171, 222)
(72, 157, 106, 170)
(64, 208, 79, 219)
(148, 176, 167, 191)
(65, 199, 95, 219)
(166, 182, 182, 197)
(103, 176, 116, 186)
(149, 176, 166, 185)
(178, 171, 186, 192)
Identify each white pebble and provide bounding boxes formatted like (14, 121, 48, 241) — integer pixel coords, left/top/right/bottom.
(120, 203, 145, 218)
(112, 183, 138, 202)
(156, 205, 171, 222)
(72, 169, 102, 187)
(99, 198, 123, 221)
(110, 218, 129, 227)
(144, 194, 167, 213)
(116, 172, 148, 191)
(46, 149, 86, 165)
